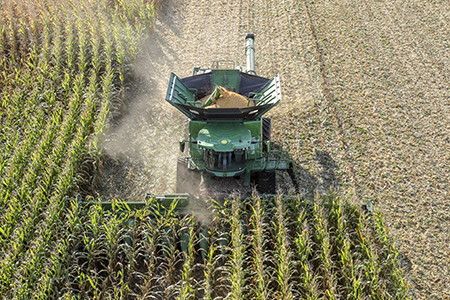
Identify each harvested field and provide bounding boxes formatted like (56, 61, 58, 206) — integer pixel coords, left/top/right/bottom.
(101, 0, 449, 298)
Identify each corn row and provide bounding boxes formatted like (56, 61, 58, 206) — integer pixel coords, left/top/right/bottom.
(137, 211, 159, 299)
(177, 220, 196, 300)
(103, 209, 129, 296)
(11, 117, 92, 298)
(294, 207, 319, 300)
(338, 235, 363, 299)
(31, 200, 82, 299)
(160, 204, 182, 299)
(202, 231, 218, 300)
(312, 199, 338, 298)
(76, 202, 106, 299)
(0, 132, 19, 178)
(225, 197, 247, 300)
(0, 110, 46, 202)
(272, 195, 295, 299)
(249, 195, 270, 300)
(0, 102, 47, 202)
(123, 208, 159, 299)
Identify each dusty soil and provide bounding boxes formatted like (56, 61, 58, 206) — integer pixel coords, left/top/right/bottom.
(100, 0, 450, 298)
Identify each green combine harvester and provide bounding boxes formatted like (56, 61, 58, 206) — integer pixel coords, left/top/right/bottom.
(165, 33, 299, 202)
(89, 35, 300, 255)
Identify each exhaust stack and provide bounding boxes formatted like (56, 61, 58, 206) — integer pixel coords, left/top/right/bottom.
(245, 33, 256, 75)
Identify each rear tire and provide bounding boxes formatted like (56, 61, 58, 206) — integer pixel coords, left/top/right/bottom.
(176, 157, 201, 196)
(258, 119, 275, 194)
(256, 171, 276, 194)
(262, 118, 271, 153)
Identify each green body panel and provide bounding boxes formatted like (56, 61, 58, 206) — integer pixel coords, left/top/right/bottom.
(189, 121, 205, 158)
(244, 120, 262, 159)
(197, 122, 251, 151)
(187, 119, 263, 177)
(189, 121, 205, 139)
(251, 74, 281, 118)
(244, 120, 262, 136)
(210, 70, 241, 92)
(165, 73, 199, 119)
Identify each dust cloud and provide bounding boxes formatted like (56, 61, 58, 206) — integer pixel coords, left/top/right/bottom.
(97, 1, 248, 201)
(98, 13, 187, 200)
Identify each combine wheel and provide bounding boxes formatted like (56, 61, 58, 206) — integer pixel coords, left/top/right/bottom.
(262, 117, 271, 153)
(176, 157, 201, 196)
(256, 171, 276, 194)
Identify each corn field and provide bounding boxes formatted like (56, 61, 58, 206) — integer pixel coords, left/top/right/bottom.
(0, 0, 410, 298)
(0, 0, 155, 298)
(5, 192, 407, 299)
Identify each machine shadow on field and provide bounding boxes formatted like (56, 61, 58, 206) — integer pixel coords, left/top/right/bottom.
(295, 150, 340, 199)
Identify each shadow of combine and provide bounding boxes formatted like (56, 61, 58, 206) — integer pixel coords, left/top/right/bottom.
(294, 150, 340, 199)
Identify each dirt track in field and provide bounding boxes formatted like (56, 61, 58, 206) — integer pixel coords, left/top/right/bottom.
(100, 0, 450, 298)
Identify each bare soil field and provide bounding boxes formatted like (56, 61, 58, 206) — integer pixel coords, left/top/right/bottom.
(101, 0, 450, 298)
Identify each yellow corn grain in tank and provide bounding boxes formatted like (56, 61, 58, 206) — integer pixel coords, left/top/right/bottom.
(200, 86, 254, 109)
